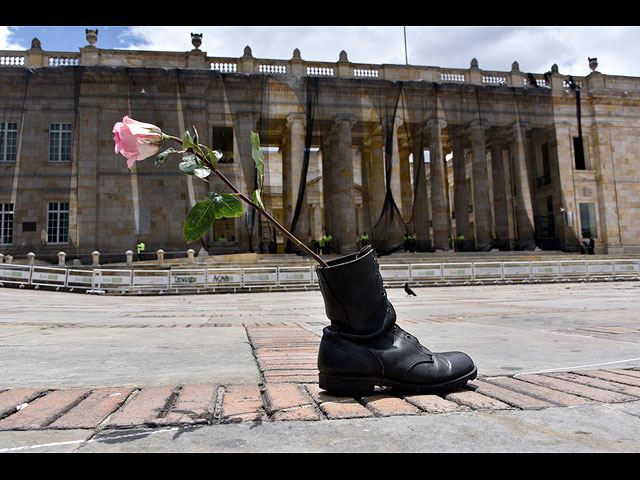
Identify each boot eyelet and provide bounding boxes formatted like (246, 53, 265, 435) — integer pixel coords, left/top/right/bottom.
(380, 291, 386, 297)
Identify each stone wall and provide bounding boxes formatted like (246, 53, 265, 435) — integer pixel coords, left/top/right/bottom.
(1, 41, 640, 262)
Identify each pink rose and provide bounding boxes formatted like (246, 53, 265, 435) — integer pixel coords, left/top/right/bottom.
(113, 116, 164, 168)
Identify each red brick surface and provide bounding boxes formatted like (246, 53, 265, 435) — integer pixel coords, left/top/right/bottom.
(445, 390, 513, 411)
(470, 380, 555, 410)
(403, 393, 470, 413)
(220, 384, 265, 423)
(0, 389, 90, 430)
(263, 383, 320, 421)
(485, 377, 592, 407)
(50, 387, 134, 429)
(0, 388, 46, 420)
(361, 394, 422, 417)
(159, 384, 218, 425)
(306, 384, 374, 419)
(246, 325, 320, 385)
(517, 374, 637, 403)
(581, 370, 640, 387)
(549, 372, 640, 398)
(104, 385, 176, 427)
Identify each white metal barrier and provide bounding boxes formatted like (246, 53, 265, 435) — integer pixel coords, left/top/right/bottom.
(0, 264, 32, 287)
(0, 258, 638, 294)
(207, 268, 243, 290)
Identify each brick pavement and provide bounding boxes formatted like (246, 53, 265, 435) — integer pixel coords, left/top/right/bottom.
(1, 324, 640, 431)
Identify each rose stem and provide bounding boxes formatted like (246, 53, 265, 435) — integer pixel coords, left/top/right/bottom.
(168, 136, 328, 268)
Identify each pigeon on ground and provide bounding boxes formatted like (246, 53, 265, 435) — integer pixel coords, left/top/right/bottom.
(404, 282, 417, 296)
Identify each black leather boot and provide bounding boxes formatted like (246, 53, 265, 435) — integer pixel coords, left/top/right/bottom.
(316, 245, 477, 396)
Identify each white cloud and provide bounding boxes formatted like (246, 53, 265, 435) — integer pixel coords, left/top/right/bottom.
(117, 26, 640, 77)
(4, 26, 640, 77)
(405, 26, 640, 77)
(121, 26, 409, 63)
(0, 26, 23, 49)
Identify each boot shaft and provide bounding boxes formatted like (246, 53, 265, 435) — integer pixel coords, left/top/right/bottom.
(316, 245, 395, 338)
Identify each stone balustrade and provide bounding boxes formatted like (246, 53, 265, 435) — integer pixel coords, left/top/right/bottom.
(0, 44, 592, 91)
(0, 249, 180, 266)
(5, 41, 638, 93)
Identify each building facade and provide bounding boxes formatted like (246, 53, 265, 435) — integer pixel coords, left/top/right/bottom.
(1, 31, 639, 264)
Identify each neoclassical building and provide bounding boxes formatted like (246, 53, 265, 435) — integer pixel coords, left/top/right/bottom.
(1, 31, 639, 263)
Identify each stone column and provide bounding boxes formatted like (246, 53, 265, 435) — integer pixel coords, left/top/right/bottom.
(411, 131, 430, 250)
(399, 143, 412, 221)
(74, 104, 100, 252)
(367, 131, 386, 226)
(234, 111, 260, 252)
(511, 121, 536, 249)
(550, 122, 579, 250)
(428, 118, 450, 250)
(322, 116, 357, 254)
(322, 134, 338, 247)
(490, 140, 511, 249)
(452, 135, 470, 250)
(591, 121, 623, 253)
(335, 116, 358, 253)
(283, 113, 308, 241)
(470, 121, 493, 250)
(358, 145, 373, 236)
(312, 204, 323, 242)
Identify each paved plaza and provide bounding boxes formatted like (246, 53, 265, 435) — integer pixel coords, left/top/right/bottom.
(0, 280, 639, 452)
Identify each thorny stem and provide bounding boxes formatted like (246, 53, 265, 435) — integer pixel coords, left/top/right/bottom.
(168, 136, 329, 268)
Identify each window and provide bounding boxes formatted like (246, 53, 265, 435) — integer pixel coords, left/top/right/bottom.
(541, 142, 551, 183)
(212, 126, 234, 163)
(579, 203, 597, 238)
(0, 203, 14, 244)
(0, 122, 18, 162)
(573, 136, 590, 170)
(49, 123, 72, 162)
(47, 202, 69, 244)
(214, 217, 235, 242)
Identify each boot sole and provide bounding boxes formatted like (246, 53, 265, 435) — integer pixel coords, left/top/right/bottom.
(319, 366, 477, 397)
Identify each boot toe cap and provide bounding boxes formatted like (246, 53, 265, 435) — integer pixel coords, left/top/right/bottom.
(408, 351, 475, 384)
(441, 351, 476, 376)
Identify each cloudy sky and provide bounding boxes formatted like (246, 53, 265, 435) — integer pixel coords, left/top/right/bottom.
(2, 26, 639, 77)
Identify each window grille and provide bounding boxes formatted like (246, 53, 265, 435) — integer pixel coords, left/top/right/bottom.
(0, 122, 17, 162)
(47, 202, 70, 244)
(49, 123, 72, 162)
(0, 203, 13, 245)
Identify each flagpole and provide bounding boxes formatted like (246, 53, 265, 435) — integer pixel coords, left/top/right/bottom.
(403, 26, 408, 65)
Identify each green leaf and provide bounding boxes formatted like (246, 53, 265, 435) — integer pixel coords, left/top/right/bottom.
(205, 192, 244, 219)
(203, 146, 222, 169)
(192, 126, 199, 147)
(251, 131, 265, 190)
(194, 166, 211, 179)
(182, 130, 195, 150)
(183, 200, 215, 243)
(155, 147, 179, 167)
(253, 189, 265, 210)
(178, 154, 199, 174)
